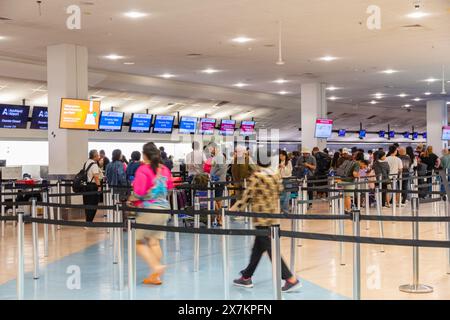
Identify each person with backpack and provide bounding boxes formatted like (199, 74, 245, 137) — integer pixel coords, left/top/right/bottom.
(81, 150, 101, 223)
(398, 147, 411, 205)
(126, 151, 142, 183)
(106, 149, 129, 201)
(373, 151, 391, 207)
(312, 147, 331, 198)
(295, 147, 317, 208)
(335, 150, 360, 214)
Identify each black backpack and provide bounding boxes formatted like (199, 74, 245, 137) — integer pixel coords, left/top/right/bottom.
(315, 152, 331, 174)
(72, 162, 95, 193)
(336, 160, 356, 178)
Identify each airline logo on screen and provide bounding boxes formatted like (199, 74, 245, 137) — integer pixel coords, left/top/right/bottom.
(59, 99, 100, 130)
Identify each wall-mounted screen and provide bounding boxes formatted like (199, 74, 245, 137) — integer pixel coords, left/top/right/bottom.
(412, 132, 419, 140)
(240, 120, 255, 136)
(30, 106, 48, 130)
(129, 113, 152, 133)
(200, 118, 216, 135)
(422, 132, 427, 139)
(378, 130, 385, 138)
(153, 115, 175, 134)
(179, 116, 198, 134)
(98, 111, 124, 132)
(314, 119, 333, 139)
(403, 132, 410, 139)
(338, 129, 346, 137)
(359, 130, 366, 139)
(442, 126, 450, 140)
(220, 119, 236, 136)
(0, 104, 30, 129)
(389, 131, 395, 138)
(59, 99, 100, 130)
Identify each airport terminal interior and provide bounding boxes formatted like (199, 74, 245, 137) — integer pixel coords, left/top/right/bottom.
(0, 0, 450, 302)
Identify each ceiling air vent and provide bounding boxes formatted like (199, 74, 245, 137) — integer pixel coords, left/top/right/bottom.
(0, 17, 12, 21)
(186, 53, 202, 57)
(366, 115, 377, 120)
(401, 24, 424, 29)
(215, 101, 230, 107)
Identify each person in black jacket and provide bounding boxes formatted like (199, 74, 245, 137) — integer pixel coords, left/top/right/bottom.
(373, 151, 390, 207)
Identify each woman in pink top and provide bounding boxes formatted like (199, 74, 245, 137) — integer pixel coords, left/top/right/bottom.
(130, 142, 173, 286)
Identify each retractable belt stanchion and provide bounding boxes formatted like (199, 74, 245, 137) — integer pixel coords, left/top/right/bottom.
(127, 217, 136, 300)
(297, 195, 304, 247)
(172, 190, 180, 252)
(270, 224, 282, 300)
(117, 203, 124, 291)
(356, 178, 361, 211)
(302, 179, 307, 228)
(48, 184, 56, 241)
(392, 176, 397, 220)
(207, 181, 212, 228)
(365, 179, 370, 230)
(108, 188, 114, 245)
(105, 184, 110, 231)
(113, 194, 120, 264)
(244, 179, 250, 226)
(56, 181, 62, 230)
(194, 196, 200, 272)
(17, 212, 24, 300)
(12, 182, 16, 228)
(221, 208, 229, 300)
(399, 197, 433, 293)
(43, 190, 49, 257)
(31, 198, 40, 279)
(353, 209, 361, 300)
(375, 180, 385, 253)
(440, 169, 450, 275)
(339, 191, 345, 266)
(290, 196, 298, 272)
(1, 183, 5, 237)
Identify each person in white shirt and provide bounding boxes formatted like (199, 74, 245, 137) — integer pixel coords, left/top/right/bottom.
(83, 150, 101, 223)
(385, 145, 403, 207)
(279, 150, 293, 214)
(185, 141, 206, 182)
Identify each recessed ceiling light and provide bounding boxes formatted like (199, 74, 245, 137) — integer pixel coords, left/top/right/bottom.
(278, 91, 290, 95)
(233, 82, 249, 88)
(424, 92, 432, 95)
(273, 79, 288, 84)
(370, 100, 378, 105)
(160, 73, 176, 79)
(124, 11, 148, 19)
(328, 96, 339, 101)
(0, 36, 6, 40)
(104, 54, 124, 60)
(381, 69, 398, 74)
(398, 93, 408, 97)
(326, 86, 340, 91)
(406, 11, 429, 19)
(201, 68, 221, 74)
(413, 97, 422, 102)
(123, 62, 135, 65)
(424, 77, 438, 83)
(232, 36, 254, 44)
(319, 56, 338, 62)
(403, 104, 411, 108)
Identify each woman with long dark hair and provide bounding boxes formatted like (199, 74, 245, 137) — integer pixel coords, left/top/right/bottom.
(278, 150, 293, 214)
(130, 142, 174, 286)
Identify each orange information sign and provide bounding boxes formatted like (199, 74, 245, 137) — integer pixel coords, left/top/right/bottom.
(59, 98, 100, 130)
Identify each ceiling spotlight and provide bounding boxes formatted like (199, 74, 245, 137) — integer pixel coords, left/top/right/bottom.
(273, 79, 288, 84)
(369, 100, 378, 105)
(278, 91, 289, 95)
(326, 86, 340, 91)
(124, 11, 148, 18)
(232, 36, 254, 44)
(233, 82, 249, 88)
(398, 93, 408, 97)
(403, 104, 411, 108)
(424, 92, 432, 95)
(406, 11, 429, 19)
(319, 56, 338, 62)
(159, 73, 176, 79)
(413, 97, 422, 101)
(328, 96, 339, 101)
(424, 77, 438, 83)
(0, 36, 6, 40)
(104, 54, 124, 60)
(201, 68, 220, 74)
(123, 62, 135, 65)
(382, 69, 398, 74)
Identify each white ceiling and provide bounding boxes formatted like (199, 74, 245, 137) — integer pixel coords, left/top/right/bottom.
(0, 0, 449, 139)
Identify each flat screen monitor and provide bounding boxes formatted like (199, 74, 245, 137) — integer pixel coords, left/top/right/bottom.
(359, 130, 366, 139)
(314, 119, 333, 139)
(240, 120, 255, 136)
(378, 130, 385, 138)
(219, 119, 236, 136)
(179, 116, 198, 134)
(0, 104, 30, 129)
(59, 98, 100, 130)
(389, 131, 395, 138)
(442, 126, 450, 140)
(98, 111, 124, 132)
(199, 118, 216, 135)
(422, 132, 427, 139)
(338, 129, 346, 137)
(412, 132, 419, 140)
(129, 113, 152, 133)
(153, 115, 175, 134)
(403, 132, 410, 139)
(30, 106, 48, 130)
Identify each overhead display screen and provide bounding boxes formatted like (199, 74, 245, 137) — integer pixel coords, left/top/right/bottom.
(0, 104, 30, 129)
(129, 113, 152, 133)
(359, 130, 366, 139)
(200, 118, 216, 135)
(314, 119, 333, 139)
(412, 132, 419, 140)
(378, 130, 385, 138)
(389, 131, 395, 138)
(403, 132, 410, 139)
(153, 115, 175, 134)
(220, 119, 236, 136)
(98, 111, 124, 132)
(179, 116, 198, 134)
(442, 126, 450, 140)
(338, 129, 346, 137)
(59, 99, 100, 130)
(240, 120, 255, 136)
(30, 106, 48, 130)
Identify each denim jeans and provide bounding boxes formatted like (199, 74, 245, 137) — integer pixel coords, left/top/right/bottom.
(280, 191, 291, 214)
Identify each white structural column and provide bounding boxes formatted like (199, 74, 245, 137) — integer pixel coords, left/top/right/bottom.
(47, 44, 89, 175)
(426, 100, 448, 157)
(301, 83, 328, 150)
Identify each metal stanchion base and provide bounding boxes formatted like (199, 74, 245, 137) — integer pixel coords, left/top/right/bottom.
(399, 284, 433, 293)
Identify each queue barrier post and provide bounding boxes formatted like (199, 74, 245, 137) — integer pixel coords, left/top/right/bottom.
(290, 198, 297, 272)
(338, 191, 345, 266)
(31, 198, 40, 279)
(302, 178, 308, 217)
(193, 197, 200, 272)
(48, 184, 56, 241)
(117, 203, 124, 291)
(127, 217, 136, 300)
(221, 208, 229, 300)
(56, 181, 62, 230)
(244, 179, 250, 226)
(270, 224, 282, 300)
(446, 192, 450, 275)
(352, 209, 361, 300)
(12, 182, 16, 228)
(172, 190, 180, 252)
(105, 183, 110, 234)
(17, 212, 24, 300)
(399, 197, 433, 293)
(1, 183, 5, 237)
(391, 176, 397, 220)
(207, 181, 212, 228)
(356, 177, 361, 211)
(43, 190, 49, 257)
(375, 187, 385, 253)
(365, 180, 370, 230)
(113, 193, 120, 264)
